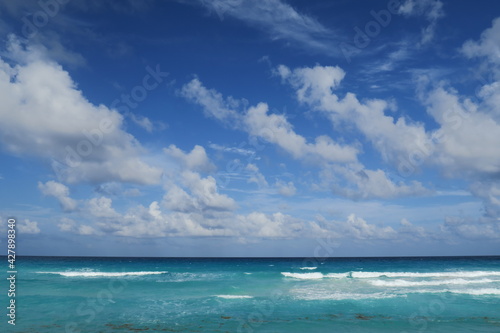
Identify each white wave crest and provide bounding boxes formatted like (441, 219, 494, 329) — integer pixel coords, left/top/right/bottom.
(215, 295, 253, 299)
(299, 267, 317, 270)
(325, 273, 350, 278)
(281, 272, 324, 279)
(410, 288, 500, 296)
(370, 278, 498, 287)
(350, 271, 500, 279)
(38, 271, 168, 277)
(295, 292, 402, 301)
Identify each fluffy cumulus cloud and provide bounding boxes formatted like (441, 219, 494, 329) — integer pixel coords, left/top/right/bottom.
(469, 182, 500, 218)
(246, 163, 269, 188)
(277, 61, 500, 210)
(17, 219, 40, 234)
(245, 103, 359, 163)
(462, 17, 500, 69)
(54, 193, 413, 241)
(58, 217, 100, 236)
(275, 180, 296, 196)
(278, 64, 429, 167)
(441, 216, 500, 241)
(238, 212, 304, 238)
(181, 71, 430, 200)
(181, 77, 359, 165)
(314, 214, 431, 241)
(164, 144, 215, 173)
(180, 78, 242, 125)
(38, 181, 77, 212)
(87, 197, 121, 219)
(341, 214, 397, 240)
(421, 85, 500, 177)
(56, 194, 308, 238)
(431, 18, 500, 223)
(325, 165, 429, 200)
(0, 36, 162, 185)
(401, 18, 500, 198)
(398, 218, 429, 240)
(163, 170, 237, 214)
(277, 64, 430, 199)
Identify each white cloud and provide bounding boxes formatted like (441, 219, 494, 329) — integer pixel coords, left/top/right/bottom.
(38, 180, 77, 212)
(209, 143, 255, 156)
(58, 217, 77, 232)
(196, 0, 335, 53)
(180, 77, 242, 125)
(276, 64, 345, 104)
(316, 214, 397, 240)
(0, 36, 162, 185)
(470, 181, 500, 218)
(278, 62, 500, 202)
(343, 214, 397, 240)
(441, 216, 500, 240)
(278, 64, 429, 167)
(244, 103, 359, 163)
(58, 217, 100, 236)
(421, 84, 500, 178)
(275, 180, 296, 196)
(246, 163, 268, 188)
(87, 203, 315, 239)
(164, 144, 215, 173)
(398, 218, 429, 239)
(462, 17, 500, 68)
(124, 188, 143, 197)
(182, 72, 428, 200)
(239, 211, 304, 238)
(278, 64, 430, 199)
(128, 113, 154, 132)
(328, 165, 430, 200)
(87, 197, 120, 219)
(17, 219, 40, 234)
(181, 78, 359, 165)
(398, 0, 444, 45)
(163, 170, 237, 213)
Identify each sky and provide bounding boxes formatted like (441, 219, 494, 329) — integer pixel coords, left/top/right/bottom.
(0, 0, 499, 257)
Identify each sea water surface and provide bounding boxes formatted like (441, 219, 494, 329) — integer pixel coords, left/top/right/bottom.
(2, 256, 500, 332)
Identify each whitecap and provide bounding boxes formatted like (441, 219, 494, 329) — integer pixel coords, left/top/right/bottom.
(294, 291, 402, 301)
(350, 271, 500, 279)
(215, 295, 253, 299)
(370, 278, 498, 287)
(37, 271, 168, 277)
(281, 272, 324, 279)
(409, 288, 500, 296)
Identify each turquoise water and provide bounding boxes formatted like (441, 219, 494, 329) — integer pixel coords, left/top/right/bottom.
(1, 256, 500, 332)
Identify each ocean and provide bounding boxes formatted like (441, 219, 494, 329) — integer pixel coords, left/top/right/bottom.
(2, 256, 500, 332)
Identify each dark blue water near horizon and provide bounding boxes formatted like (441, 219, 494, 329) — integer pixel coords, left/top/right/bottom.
(2, 255, 499, 332)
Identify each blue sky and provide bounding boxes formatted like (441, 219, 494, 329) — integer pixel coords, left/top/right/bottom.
(0, 0, 499, 257)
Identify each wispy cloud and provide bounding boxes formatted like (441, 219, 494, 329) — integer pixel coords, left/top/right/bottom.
(398, 0, 444, 45)
(195, 0, 337, 54)
(209, 143, 256, 156)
